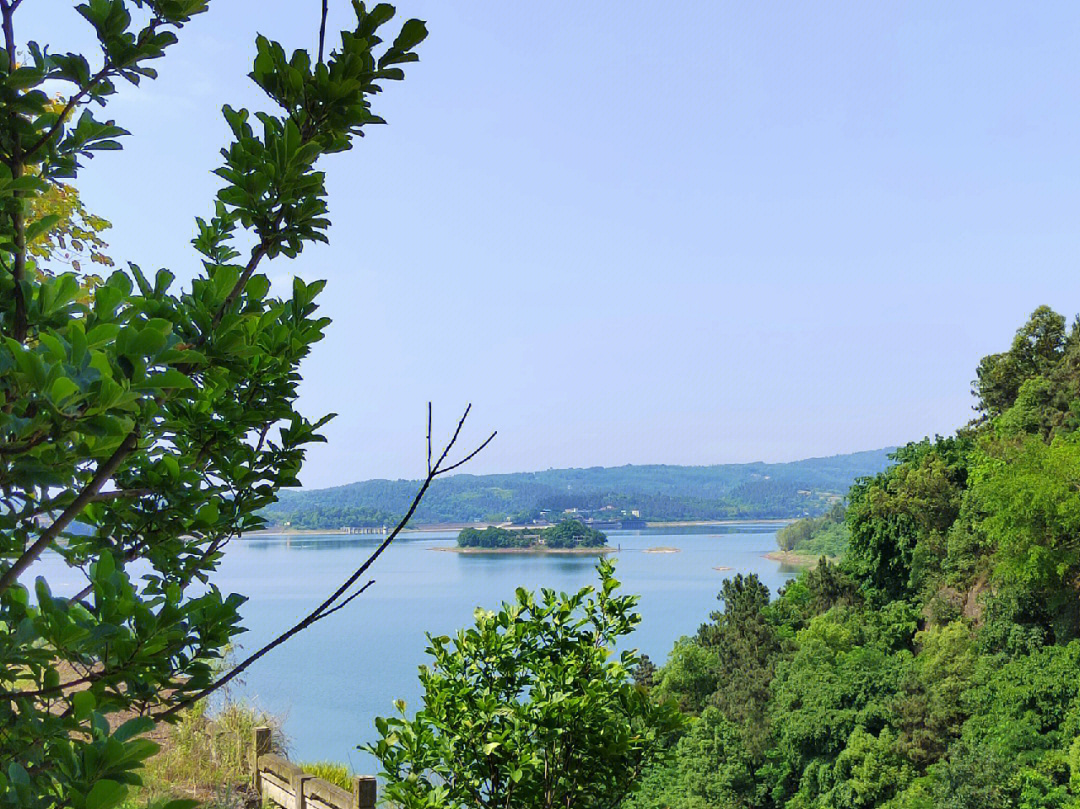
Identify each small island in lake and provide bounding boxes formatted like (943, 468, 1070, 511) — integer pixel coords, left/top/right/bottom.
(439, 520, 614, 554)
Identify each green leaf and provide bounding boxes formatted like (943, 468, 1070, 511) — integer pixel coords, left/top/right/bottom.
(196, 502, 219, 524)
(393, 19, 428, 52)
(72, 690, 96, 720)
(49, 377, 81, 404)
(113, 715, 153, 743)
(25, 214, 61, 244)
(86, 779, 127, 809)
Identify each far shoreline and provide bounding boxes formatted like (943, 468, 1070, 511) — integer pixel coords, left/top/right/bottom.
(243, 517, 798, 539)
(431, 546, 617, 555)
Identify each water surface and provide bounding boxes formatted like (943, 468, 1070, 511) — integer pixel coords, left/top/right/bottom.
(213, 524, 797, 769)
(36, 524, 798, 771)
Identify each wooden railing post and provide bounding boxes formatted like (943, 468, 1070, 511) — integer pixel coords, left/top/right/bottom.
(353, 775, 377, 809)
(252, 725, 272, 794)
(292, 771, 314, 809)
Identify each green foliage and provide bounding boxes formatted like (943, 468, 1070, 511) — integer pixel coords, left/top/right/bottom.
(845, 436, 971, 601)
(366, 561, 685, 808)
(655, 635, 721, 716)
(456, 525, 531, 548)
(628, 708, 755, 809)
(972, 434, 1080, 643)
(891, 621, 976, 768)
(776, 500, 849, 557)
(0, 3, 426, 806)
(635, 308, 1080, 809)
(541, 518, 608, 548)
(456, 519, 607, 549)
(696, 575, 782, 758)
(974, 305, 1072, 419)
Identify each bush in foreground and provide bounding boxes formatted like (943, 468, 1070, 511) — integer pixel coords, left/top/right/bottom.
(367, 560, 684, 808)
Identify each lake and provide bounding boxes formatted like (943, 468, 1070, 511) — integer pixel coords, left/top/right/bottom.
(37, 524, 799, 772)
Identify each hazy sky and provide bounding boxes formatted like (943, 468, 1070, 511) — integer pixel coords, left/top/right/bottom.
(23, 2, 1080, 487)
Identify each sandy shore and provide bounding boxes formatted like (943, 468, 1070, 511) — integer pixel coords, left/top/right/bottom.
(763, 550, 829, 567)
(642, 547, 680, 554)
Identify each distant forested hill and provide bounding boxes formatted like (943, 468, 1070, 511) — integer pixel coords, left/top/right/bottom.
(259, 448, 895, 529)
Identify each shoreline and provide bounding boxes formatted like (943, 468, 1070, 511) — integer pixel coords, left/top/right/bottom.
(431, 546, 617, 555)
(244, 518, 798, 539)
(646, 518, 797, 528)
(763, 550, 834, 567)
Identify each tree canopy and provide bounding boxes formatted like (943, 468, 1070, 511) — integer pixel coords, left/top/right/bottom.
(0, 3, 428, 806)
(631, 307, 1080, 809)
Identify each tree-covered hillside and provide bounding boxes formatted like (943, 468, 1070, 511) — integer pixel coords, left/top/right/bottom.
(630, 306, 1080, 809)
(260, 449, 895, 528)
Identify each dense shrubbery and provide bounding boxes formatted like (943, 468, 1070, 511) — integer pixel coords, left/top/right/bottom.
(457, 520, 607, 549)
(630, 307, 1080, 809)
(776, 501, 849, 557)
(368, 561, 684, 808)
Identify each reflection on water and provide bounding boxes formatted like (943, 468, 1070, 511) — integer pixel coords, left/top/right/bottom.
(37, 523, 797, 769)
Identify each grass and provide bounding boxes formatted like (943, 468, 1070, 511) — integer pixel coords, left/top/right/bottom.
(120, 699, 284, 809)
(117, 701, 358, 809)
(299, 761, 354, 791)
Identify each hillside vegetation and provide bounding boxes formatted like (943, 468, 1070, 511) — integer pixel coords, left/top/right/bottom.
(775, 501, 850, 559)
(630, 306, 1080, 809)
(261, 449, 894, 528)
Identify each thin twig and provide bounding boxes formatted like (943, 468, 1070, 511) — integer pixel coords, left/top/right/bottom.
(433, 430, 497, 476)
(317, 579, 374, 620)
(158, 404, 495, 718)
(86, 488, 154, 503)
(317, 0, 329, 65)
(0, 430, 139, 594)
(1, 0, 26, 341)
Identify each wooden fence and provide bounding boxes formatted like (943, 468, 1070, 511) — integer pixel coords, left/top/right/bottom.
(252, 726, 377, 809)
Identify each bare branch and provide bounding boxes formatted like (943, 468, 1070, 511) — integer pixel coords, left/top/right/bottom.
(159, 404, 496, 718)
(86, 488, 154, 504)
(317, 0, 329, 65)
(0, 430, 138, 594)
(432, 403, 472, 472)
(316, 579, 374, 620)
(1, 0, 27, 341)
(434, 430, 497, 477)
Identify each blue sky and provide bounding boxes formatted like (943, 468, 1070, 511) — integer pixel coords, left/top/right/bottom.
(23, 2, 1080, 487)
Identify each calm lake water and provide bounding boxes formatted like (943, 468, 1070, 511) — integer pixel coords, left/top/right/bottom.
(39, 525, 798, 772)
